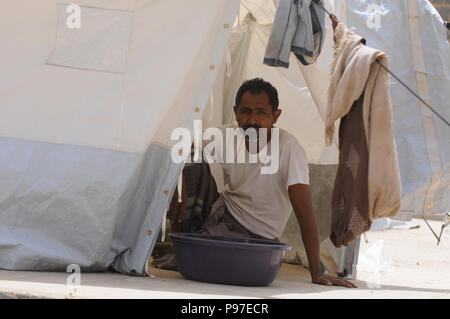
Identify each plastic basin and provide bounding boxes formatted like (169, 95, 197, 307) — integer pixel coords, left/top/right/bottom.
(169, 232, 292, 286)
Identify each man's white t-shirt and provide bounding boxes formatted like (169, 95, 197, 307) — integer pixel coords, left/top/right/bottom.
(203, 123, 309, 240)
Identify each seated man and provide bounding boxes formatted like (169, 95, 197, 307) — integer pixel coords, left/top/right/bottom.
(153, 78, 356, 288)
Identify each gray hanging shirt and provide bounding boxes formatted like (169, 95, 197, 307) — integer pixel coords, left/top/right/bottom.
(264, 0, 326, 67)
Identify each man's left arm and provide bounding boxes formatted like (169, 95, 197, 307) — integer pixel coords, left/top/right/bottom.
(288, 183, 357, 288)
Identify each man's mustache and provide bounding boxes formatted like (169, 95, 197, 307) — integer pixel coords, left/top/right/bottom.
(243, 125, 261, 131)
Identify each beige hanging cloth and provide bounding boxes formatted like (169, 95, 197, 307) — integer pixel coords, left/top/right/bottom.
(325, 22, 402, 246)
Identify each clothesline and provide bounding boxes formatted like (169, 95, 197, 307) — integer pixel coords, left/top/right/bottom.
(375, 59, 450, 127)
(311, 0, 449, 127)
(312, 0, 331, 15)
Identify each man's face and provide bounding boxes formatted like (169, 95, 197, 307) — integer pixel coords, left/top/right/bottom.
(233, 91, 281, 139)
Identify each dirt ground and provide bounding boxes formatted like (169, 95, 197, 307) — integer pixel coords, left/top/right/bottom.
(354, 216, 450, 298)
(0, 217, 449, 299)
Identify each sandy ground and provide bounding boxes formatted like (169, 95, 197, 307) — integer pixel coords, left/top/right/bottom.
(0, 217, 449, 299)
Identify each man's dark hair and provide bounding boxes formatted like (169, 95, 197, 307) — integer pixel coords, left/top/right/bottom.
(235, 78, 279, 112)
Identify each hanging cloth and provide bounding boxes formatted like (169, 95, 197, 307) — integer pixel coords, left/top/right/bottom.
(263, 0, 326, 68)
(326, 22, 401, 246)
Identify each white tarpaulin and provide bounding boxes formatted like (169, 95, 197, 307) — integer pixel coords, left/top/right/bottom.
(0, 0, 448, 275)
(0, 0, 241, 274)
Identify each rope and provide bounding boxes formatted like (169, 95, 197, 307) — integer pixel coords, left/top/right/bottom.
(312, 0, 330, 15)
(225, 46, 232, 77)
(376, 59, 449, 127)
(312, 1, 449, 127)
(177, 168, 183, 203)
(161, 210, 166, 242)
(209, 92, 214, 121)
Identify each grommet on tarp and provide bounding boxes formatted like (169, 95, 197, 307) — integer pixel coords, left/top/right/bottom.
(225, 46, 232, 77)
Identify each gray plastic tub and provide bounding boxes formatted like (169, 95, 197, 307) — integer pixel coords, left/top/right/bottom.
(169, 233, 292, 286)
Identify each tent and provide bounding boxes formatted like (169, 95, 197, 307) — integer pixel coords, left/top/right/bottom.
(0, 0, 448, 277)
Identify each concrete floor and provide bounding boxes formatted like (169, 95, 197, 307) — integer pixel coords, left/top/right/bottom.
(0, 217, 449, 299)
